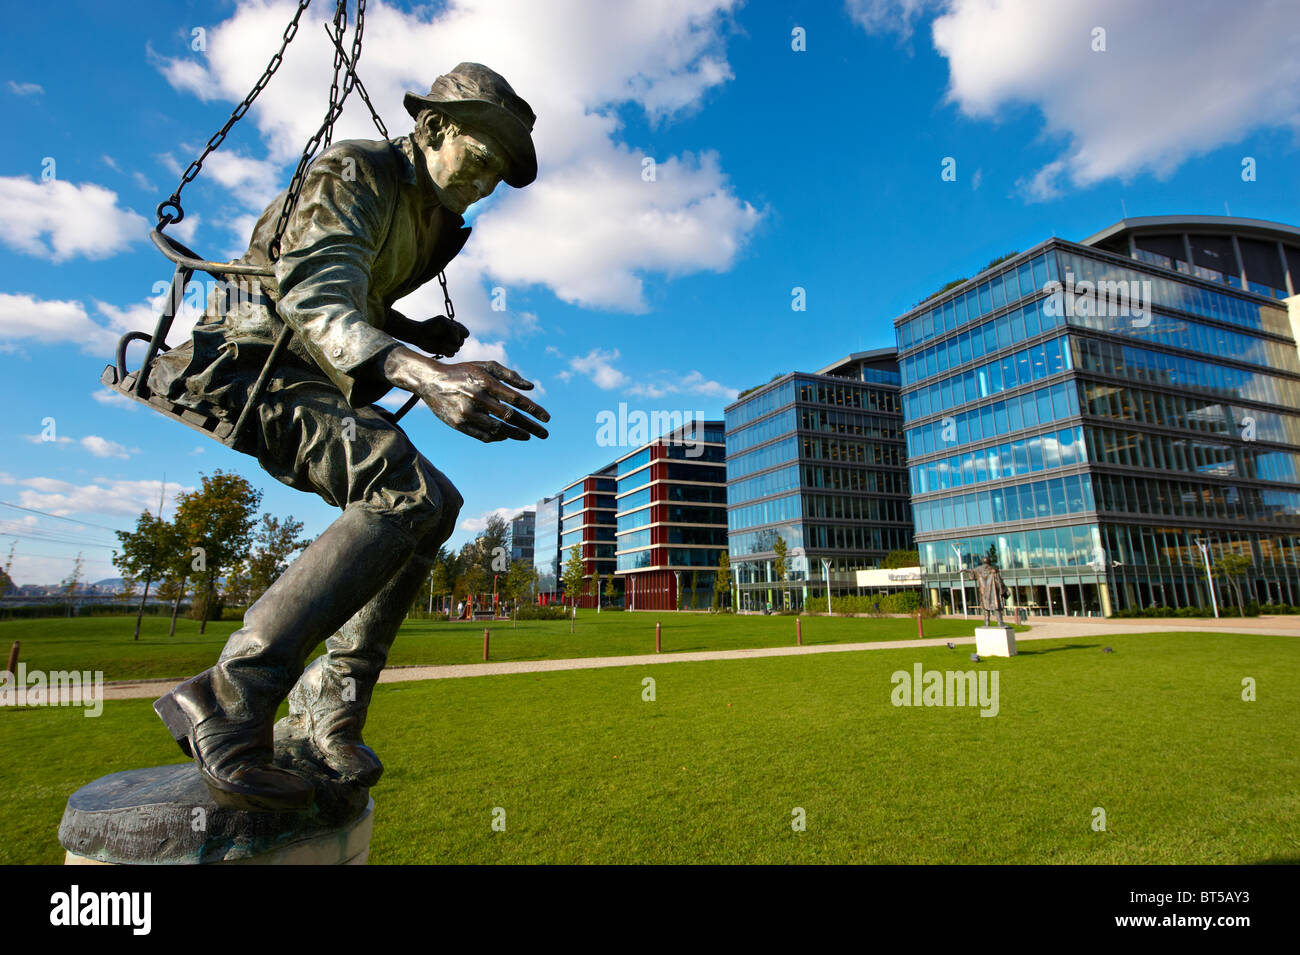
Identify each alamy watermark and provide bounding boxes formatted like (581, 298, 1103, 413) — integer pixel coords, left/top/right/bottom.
(595, 402, 706, 457)
(0, 664, 104, 717)
(890, 663, 999, 717)
(1042, 272, 1152, 327)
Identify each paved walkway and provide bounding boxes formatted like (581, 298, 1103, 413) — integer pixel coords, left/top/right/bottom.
(74, 615, 1300, 701)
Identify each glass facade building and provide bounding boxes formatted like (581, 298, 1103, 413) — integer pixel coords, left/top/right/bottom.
(559, 464, 618, 608)
(897, 216, 1300, 616)
(614, 421, 727, 610)
(532, 494, 561, 602)
(724, 351, 913, 612)
(509, 510, 535, 565)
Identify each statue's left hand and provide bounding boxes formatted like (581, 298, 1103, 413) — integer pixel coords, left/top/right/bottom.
(387, 309, 470, 357)
(407, 315, 470, 357)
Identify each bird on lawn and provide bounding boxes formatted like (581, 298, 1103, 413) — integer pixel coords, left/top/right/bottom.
(1103, 646, 1114, 654)
(970, 653, 981, 662)
(946, 642, 955, 649)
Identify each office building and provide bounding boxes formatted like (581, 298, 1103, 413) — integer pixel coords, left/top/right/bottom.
(724, 351, 913, 612)
(614, 420, 727, 611)
(896, 215, 1300, 615)
(532, 494, 562, 604)
(559, 463, 618, 608)
(508, 510, 535, 565)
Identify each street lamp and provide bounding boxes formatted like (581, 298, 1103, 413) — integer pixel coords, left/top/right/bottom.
(1196, 537, 1220, 619)
(951, 543, 968, 618)
(820, 558, 832, 615)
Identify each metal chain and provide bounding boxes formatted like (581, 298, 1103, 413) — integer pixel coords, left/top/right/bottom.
(322, 1, 346, 150)
(156, 0, 315, 228)
(438, 269, 455, 322)
(267, 0, 367, 260)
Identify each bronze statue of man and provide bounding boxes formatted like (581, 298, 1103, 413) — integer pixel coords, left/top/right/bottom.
(148, 63, 547, 811)
(964, 556, 1008, 626)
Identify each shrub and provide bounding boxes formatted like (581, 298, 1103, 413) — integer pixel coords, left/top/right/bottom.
(190, 591, 224, 622)
(513, 604, 570, 621)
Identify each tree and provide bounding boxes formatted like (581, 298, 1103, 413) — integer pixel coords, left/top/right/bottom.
(773, 535, 789, 610)
(561, 546, 586, 608)
(604, 572, 617, 607)
(713, 551, 731, 611)
(479, 514, 511, 576)
(62, 553, 85, 617)
(503, 559, 537, 626)
(223, 558, 250, 609)
(689, 570, 699, 611)
(114, 509, 172, 640)
(120, 574, 138, 612)
(247, 514, 307, 603)
(155, 518, 189, 637)
(985, 544, 999, 568)
(1215, 553, 1252, 616)
(428, 556, 453, 616)
(173, 470, 261, 634)
(882, 549, 920, 569)
(1, 542, 15, 598)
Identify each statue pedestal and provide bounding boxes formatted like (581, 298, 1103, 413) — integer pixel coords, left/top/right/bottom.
(975, 626, 1017, 658)
(58, 763, 373, 865)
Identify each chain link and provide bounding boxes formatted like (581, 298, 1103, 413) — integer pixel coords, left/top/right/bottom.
(438, 270, 455, 322)
(322, 1, 346, 150)
(156, 0, 314, 228)
(267, 0, 367, 260)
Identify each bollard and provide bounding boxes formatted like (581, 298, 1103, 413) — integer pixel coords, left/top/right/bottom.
(796, 618, 802, 646)
(5, 641, 17, 678)
(655, 621, 661, 654)
(483, 627, 490, 661)
(916, 612, 924, 639)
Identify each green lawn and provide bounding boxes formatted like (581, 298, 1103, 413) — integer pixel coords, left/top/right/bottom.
(0, 612, 1001, 682)
(2, 631, 1297, 864)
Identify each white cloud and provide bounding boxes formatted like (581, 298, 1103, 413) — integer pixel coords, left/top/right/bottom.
(0, 293, 118, 354)
(627, 370, 738, 401)
(845, 0, 943, 41)
(859, 0, 1300, 198)
(80, 436, 137, 460)
(2, 475, 190, 519)
(466, 149, 761, 311)
(0, 176, 148, 262)
(156, 0, 760, 318)
(23, 434, 73, 446)
(458, 505, 532, 534)
(202, 151, 283, 210)
(92, 389, 139, 410)
(7, 80, 43, 96)
(556, 347, 628, 390)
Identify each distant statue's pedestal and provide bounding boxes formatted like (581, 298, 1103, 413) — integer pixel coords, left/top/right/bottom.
(59, 759, 373, 865)
(975, 625, 1017, 658)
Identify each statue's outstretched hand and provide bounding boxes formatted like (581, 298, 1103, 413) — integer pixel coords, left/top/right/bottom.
(383, 346, 549, 443)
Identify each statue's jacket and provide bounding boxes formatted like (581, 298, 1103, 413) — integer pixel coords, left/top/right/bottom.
(151, 134, 471, 423)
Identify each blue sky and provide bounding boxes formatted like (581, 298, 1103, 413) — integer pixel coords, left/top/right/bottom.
(1, 0, 1297, 584)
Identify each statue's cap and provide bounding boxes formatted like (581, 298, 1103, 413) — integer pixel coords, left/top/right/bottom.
(404, 63, 537, 187)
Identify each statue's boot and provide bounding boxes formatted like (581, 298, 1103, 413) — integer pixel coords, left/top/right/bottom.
(278, 551, 436, 786)
(154, 505, 417, 811)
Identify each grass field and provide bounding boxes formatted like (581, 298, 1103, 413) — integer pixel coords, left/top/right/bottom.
(2, 630, 1297, 864)
(0, 612, 1005, 682)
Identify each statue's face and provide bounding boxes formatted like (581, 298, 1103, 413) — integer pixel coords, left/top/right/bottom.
(424, 125, 507, 214)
